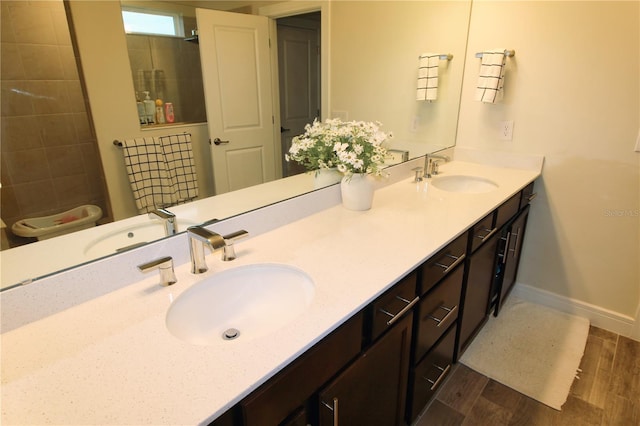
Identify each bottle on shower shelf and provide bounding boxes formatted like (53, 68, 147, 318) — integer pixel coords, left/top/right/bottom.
(155, 99, 165, 124)
(143, 91, 155, 124)
(135, 92, 145, 125)
(164, 102, 175, 123)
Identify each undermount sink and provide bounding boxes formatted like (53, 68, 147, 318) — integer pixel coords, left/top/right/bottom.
(83, 219, 200, 258)
(431, 175, 499, 193)
(166, 263, 315, 345)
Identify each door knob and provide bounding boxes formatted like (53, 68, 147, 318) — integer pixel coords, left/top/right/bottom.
(212, 137, 230, 145)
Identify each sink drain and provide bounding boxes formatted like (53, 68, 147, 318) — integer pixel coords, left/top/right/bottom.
(222, 328, 240, 340)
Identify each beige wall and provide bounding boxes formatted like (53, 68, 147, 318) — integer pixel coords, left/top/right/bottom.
(456, 1, 639, 320)
(330, 1, 471, 154)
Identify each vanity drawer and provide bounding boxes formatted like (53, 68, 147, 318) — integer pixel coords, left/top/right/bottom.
(408, 324, 456, 422)
(420, 232, 467, 296)
(241, 312, 363, 425)
(414, 265, 463, 362)
(496, 192, 521, 230)
(369, 271, 418, 342)
(469, 212, 497, 253)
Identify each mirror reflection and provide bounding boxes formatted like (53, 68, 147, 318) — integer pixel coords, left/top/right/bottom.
(0, 0, 472, 289)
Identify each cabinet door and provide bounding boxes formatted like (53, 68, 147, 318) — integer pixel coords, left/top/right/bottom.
(407, 324, 456, 423)
(241, 313, 363, 425)
(318, 314, 413, 426)
(496, 205, 530, 314)
(458, 232, 499, 356)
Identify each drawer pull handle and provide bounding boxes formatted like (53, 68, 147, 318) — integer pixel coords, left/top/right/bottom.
(321, 397, 339, 425)
(379, 295, 420, 326)
(501, 232, 512, 264)
(434, 252, 466, 274)
(475, 227, 498, 242)
(423, 364, 451, 391)
(508, 227, 521, 258)
(527, 192, 537, 202)
(427, 305, 457, 327)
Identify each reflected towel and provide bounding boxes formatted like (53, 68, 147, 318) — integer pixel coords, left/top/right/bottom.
(417, 53, 440, 101)
(475, 49, 507, 103)
(121, 137, 176, 214)
(157, 133, 199, 205)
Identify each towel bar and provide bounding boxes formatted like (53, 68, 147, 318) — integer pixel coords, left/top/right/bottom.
(475, 49, 515, 59)
(418, 53, 453, 61)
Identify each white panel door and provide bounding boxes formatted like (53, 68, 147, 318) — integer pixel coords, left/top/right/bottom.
(197, 8, 275, 194)
(278, 24, 320, 177)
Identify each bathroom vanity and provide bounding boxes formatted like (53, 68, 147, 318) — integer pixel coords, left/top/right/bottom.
(0, 151, 543, 425)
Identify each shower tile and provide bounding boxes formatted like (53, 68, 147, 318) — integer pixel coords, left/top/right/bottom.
(72, 113, 93, 142)
(1, 2, 17, 43)
(51, 5, 71, 46)
(1, 42, 25, 80)
(29, 80, 71, 114)
(46, 145, 84, 178)
(13, 180, 57, 214)
(65, 81, 86, 114)
(19, 44, 64, 80)
(1, 116, 43, 152)
(59, 45, 79, 80)
(6, 2, 56, 46)
(38, 114, 75, 147)
(4, 149, 51, 184)
(53, 174, 90, 206)
(0, 183, 21, 222)
(1, 80, 34, 117)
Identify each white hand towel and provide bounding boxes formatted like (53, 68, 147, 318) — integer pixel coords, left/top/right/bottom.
(417, 53, 440, 101)
(475, 49, 507, 103)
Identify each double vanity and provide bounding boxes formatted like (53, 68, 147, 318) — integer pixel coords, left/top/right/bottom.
(0, 149, 543, 425)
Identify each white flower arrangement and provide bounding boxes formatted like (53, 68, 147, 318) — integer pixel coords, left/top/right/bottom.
(286, 118, 392, 176)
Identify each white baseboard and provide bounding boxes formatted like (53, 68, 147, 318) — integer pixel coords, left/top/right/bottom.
(513, 283, 639, 342)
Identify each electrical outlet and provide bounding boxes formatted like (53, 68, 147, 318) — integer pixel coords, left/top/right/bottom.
(499, 120, 514, 141)
(411, 115, 420, 132)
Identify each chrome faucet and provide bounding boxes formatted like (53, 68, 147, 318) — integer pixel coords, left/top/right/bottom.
(423, 154, 450, 179)
(149, 208, 176, 236)
(187, 226, 226, 274)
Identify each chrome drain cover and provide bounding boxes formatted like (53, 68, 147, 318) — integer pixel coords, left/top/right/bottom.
(222, 328, 240, 340)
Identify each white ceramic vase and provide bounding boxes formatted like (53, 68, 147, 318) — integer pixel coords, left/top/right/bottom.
(340, 173, 374, 211)
(314, 168, 342, 189)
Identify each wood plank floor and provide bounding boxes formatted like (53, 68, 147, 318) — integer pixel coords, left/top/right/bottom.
(413, 326, 640, 426)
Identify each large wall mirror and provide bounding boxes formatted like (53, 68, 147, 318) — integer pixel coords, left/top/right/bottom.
(0, 0, 472, 289)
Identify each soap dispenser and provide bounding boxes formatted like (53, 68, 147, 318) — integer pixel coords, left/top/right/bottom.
(135, 92, 145, 125)
(143, 91, 155, 124)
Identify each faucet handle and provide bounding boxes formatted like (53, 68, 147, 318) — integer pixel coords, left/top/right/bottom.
(221, 230, 249, 261)
(137, 256, 177, 286)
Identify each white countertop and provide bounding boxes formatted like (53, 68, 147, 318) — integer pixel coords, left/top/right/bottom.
(0, 159, 541, 425)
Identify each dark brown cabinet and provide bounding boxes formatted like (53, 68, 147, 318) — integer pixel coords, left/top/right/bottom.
(239, 313, 363, 426)
(210, 180, 537, 426)
(458, 228, 499, 355)
(495, 205, 530, 315)
(407, 323, 456, 421)
(318, 314, 413, 426)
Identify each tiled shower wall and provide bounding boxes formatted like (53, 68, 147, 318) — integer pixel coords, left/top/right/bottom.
(0, 0, 111, 247)
(125, 16, 207, 125)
